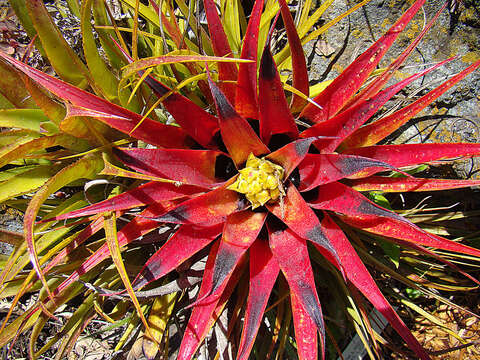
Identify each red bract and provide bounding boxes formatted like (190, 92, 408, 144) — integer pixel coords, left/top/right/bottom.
(2, 0, 480, 358)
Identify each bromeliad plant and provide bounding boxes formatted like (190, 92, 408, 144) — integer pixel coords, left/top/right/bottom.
(1, 0, 480, 358)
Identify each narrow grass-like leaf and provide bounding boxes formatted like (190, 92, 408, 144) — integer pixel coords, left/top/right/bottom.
(0, 52, 191, 149)
(113, 42, 220, 147)
(0, 165, 60, 203)
(0, 109, 48, 131)
(143, 293, 177, 359)
(23, 155, 103, 300)
(81, 0, 119, 102)
(24, 0, 90, 88)
(104, 212, 156, 344)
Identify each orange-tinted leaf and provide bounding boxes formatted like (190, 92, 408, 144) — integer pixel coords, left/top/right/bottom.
(267, 184, 342, 273)
(203, 0, 238, 101)
(209, 78, 269, 166)
(267, 138, 317, 178)
(301, 59, 450, 152)
(259, 41, 298, 144)
(300, 0, 426, 123)
(153, 185, 244, 225)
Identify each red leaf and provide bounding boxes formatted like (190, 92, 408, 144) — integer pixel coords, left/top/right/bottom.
(43, 181, 200, 222)
(268, 226, 326, 358)
(152, 185, 245, 225)
(290, 292, 318, 360)
(177, 241, 246, 360)
(235, 0, 264, 119)
(298, 153, 401, 191)
(44, 215, 105, 273)
(300, 60, 450, 152)
(278, 0, 309, 113)
(51, 204, 169, 297)
(342, 59, 480, 148)
(0, 53, 191, 149)
(348, 176, 480, 192)
(342, 2, 448, 111)
(113, 148, 225, 187)
(258, 41, 299, 144)
(309, 182, 480, 258)
(344, 143, 480, 167)
(140, 74, 219, 148)
(342, 214, 480, 258)
(267, 138, 317, 178)
(112, 40, 219, 147)
(132, 223, 223, 290)
(318, 213, 431, 360)
(203, 0, 238, 101)
(299, 0, 426, 123)
(197, 211, 266, 302)
(237, 238, 279, 360)
(209, 78, 269, 166)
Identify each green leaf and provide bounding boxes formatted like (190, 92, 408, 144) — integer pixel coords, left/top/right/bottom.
(0, 109, 49, 132)
(24, 0, 91, 88)
(23, 154, 104, 300)
(0, 165, 60, 203)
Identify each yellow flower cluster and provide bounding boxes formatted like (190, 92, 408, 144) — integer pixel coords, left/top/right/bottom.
(228, 153, 285, 209)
